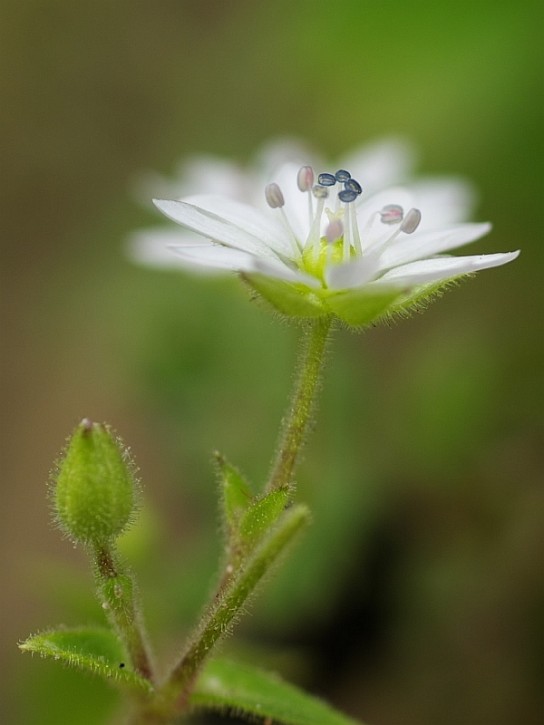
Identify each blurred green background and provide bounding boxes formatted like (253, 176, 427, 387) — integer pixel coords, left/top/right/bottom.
(2, 1, 543, 723)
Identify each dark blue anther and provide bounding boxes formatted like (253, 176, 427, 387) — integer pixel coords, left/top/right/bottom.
(318, 172, 336, 186)
(345, 178, 362, 194)
(338, 189, 358, 203)
(335, 169, 351, 182)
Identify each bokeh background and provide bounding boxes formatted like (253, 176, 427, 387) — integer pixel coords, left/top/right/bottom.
(2, 1, 543, 723)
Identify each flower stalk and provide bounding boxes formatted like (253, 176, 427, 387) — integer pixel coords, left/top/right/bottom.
(266, 315, 333, 494)
(140, 319, 330, 719)
(92, 542, 154, 683)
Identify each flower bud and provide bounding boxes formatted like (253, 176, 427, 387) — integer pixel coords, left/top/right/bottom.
(53, 419, 138, 545)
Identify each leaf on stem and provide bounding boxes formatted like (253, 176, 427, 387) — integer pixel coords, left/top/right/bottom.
(216, 452, 290, 563)
(19, 627, 153, 694)
(238, 489, 290, 551)
(215, 452, 253, 535)
(191, 657, 363, 725)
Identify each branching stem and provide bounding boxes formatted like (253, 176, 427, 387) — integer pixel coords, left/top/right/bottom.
(128, 316, 334, 722)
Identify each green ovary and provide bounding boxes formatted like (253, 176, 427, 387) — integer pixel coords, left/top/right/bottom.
(300, 238, 350, 286)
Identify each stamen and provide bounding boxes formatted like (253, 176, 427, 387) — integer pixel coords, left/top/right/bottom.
(367, 205, 424, 260)
(297, 166, 314, 192)
(335, 169, 351, 182)
(349, 203, 363, 256)
(343, 205, 351, 260)
(265, 182, 300, 256)
(344, 178, 362, 195)
(338, 188, 358, 203)
(265, 183, 284, 209)
(312, 184, 329, 199)
(379, 204, 404, 225)
(297, 166, 315, 229)
(306, 185, 329, 257)
(317, 172, 336, 187)
(400, 208, 422, 234)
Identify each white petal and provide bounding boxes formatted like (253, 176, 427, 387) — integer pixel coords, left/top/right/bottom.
(128, 228, 213, 268)
(373, 251, 520, 287)
(183, 194, 294, 257)
(269, 162, 312, 242)
(410, 177, 476, 228)
(379, 223, 492, 269)
(153, 198, 286, 260)
(325, 253, 382, 290)
(341, 137, 417, 194)
(170, 244, 257, 271)
(171, 243, 319, 286)
(250, 257, 321, 287)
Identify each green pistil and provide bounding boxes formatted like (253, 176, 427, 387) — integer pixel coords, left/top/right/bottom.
(301, 238, 352, 285)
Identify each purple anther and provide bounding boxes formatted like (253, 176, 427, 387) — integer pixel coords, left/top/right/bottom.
(379, 204, 404, 225)
(400, 208, 422, 234)
(265, 182, 285, 209)
(297, 166, 315, 192)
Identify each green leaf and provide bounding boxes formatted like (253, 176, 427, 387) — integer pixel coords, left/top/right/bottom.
(324, 287, 402, 327)
(19, 627, 153, 694)
(238, 489, 289, 550)
(191, 657, 363, 725)
(244, 274, 326, 318)
(215, 451, 253, 533)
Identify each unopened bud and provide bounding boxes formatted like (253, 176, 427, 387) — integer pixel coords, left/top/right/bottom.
(53, 419, 138, 545)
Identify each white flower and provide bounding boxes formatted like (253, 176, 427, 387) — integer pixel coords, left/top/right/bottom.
(130, 140, 519, 326)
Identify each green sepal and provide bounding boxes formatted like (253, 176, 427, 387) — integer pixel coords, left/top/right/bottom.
(19, 627, 153, 694)
(238, 488, 290, 551)
(386, 277, 464, 320)
(191, 657, 362, 725)
(215, 452, 253, 534)
(324, 286, 402, 327)
(244, 274, 326, 318)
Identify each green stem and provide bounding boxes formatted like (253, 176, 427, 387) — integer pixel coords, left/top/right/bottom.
(134, 316, 332, 722)
(266, 315, 333, 494)
(155, 505, 310, 717)
(92, 542, 154, 683)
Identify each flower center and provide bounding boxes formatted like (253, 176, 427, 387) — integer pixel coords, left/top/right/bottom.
(265, 166, 422, 285)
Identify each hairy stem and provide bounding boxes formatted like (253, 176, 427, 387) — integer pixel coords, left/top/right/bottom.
(133, 317, 333, 722)
(266, 315, 333, 494)
(156, 505, 310, 718)
(92, 543, 154, 682)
